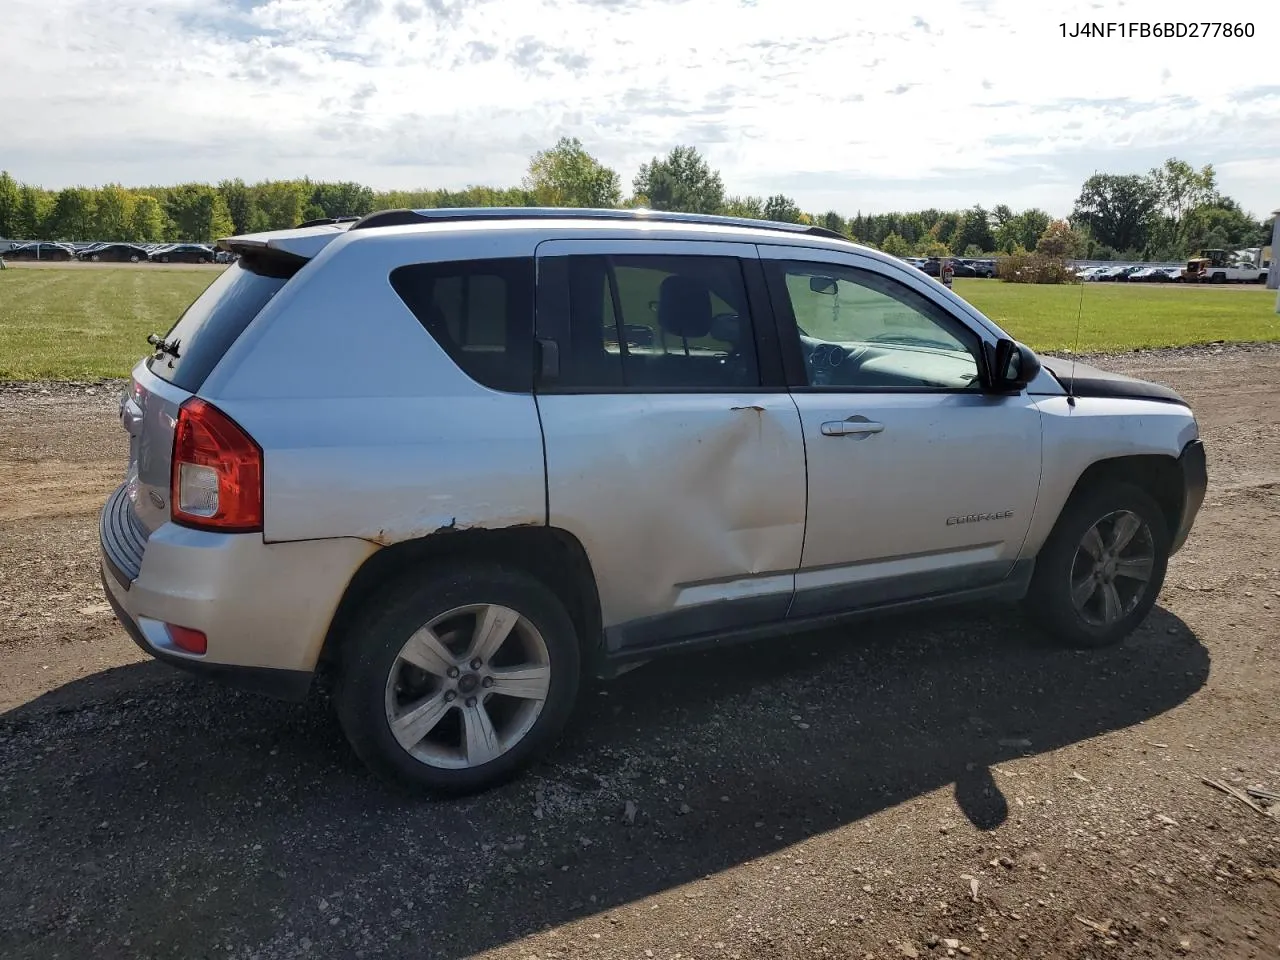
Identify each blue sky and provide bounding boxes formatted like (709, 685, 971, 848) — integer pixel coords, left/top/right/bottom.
(2, 0, 1277, 218)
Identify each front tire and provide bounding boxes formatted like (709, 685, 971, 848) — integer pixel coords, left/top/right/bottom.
(1027, 484, 1169, 648)
(336, 565, 581, 795)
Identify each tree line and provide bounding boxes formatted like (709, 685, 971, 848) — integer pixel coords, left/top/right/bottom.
(0, 141, 1269, 261)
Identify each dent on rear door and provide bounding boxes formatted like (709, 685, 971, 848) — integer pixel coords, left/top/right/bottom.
(537, 393, 808, 637)
(531, 237, 810, 646)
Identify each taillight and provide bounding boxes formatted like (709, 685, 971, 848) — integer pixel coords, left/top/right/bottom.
(170, 398, 263, 532)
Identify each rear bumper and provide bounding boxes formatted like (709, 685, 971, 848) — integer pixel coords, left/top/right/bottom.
(99, 484, 376, 701)
(1170, 439, 1207, 555)
(101, 567, 314, 701)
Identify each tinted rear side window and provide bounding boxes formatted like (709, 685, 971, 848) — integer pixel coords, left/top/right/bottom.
(554, 254, 760, 390)
(389, 257, 535, 392)
(147, 261, 289, 392)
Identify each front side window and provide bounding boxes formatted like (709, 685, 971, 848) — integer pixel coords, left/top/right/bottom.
(390, 257, 535, 392)
(557, 254, 760, 390)
(768, 261, 982, 391)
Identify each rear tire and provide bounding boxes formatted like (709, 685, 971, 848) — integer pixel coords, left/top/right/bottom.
(336, 564, 581, 796)
(1026, 483, 1169, 649)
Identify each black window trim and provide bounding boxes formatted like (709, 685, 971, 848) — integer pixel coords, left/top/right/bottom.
(388, 255, 537, 395)
(533, 251, 787, 396)
(761, 257, 989, 395)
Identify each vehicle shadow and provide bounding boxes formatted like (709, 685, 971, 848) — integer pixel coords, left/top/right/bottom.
(0, 604, 1208, 960)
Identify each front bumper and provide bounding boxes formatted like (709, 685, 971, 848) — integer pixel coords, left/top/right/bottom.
(1170, 438, 1207, 555)
(99, 483, 375, 701)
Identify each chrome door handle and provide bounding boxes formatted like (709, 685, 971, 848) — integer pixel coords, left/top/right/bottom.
(820, 417, 885, 437)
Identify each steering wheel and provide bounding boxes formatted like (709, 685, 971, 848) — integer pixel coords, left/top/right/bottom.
(804, 340, 873, 386)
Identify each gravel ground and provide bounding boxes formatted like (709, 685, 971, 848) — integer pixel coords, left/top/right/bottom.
(1, 343, 1279, 960)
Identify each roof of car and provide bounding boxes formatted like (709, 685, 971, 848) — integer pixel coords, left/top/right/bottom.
(216, 206, 867, 263)
(213, 206, 1013, 343)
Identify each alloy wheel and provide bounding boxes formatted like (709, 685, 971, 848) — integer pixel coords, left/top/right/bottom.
(383, 603, 552, 769)
(1069, 509, 1156, 627)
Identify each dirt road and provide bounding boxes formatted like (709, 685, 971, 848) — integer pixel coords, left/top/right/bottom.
(1, 345, 1278, 960)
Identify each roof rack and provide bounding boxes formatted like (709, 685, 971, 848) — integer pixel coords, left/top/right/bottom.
(345, 207, 850, 242)
(294, 215, 363, 228)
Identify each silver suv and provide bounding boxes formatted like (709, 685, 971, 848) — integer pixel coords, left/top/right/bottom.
(99, 208, 1207, 794)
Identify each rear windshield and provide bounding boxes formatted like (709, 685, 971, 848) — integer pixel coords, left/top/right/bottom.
(146, 260, 291, 391)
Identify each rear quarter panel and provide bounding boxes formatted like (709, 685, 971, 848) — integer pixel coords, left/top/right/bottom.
(198, 229, 547, 544)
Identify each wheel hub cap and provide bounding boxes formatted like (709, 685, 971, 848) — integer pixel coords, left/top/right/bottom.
(456, 673, 480, 695)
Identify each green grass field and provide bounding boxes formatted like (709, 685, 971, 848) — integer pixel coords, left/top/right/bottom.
(0, 268, 219, 380)
(0, 266, 1276, 380)
(958, 280, 1279, 352)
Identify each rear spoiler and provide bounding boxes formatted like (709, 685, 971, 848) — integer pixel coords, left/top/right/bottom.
(215, 222, 354, 263)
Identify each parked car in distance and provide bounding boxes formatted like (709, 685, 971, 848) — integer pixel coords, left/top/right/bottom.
(3, 241, 76, 261)
(80, 243, 150, 263)
(150, 243, 215, 264)
(949, 260, 978, 278)
(214, 250, 237, 264)
(99, 207, 1208, 796)
(1127, 267, 1165, 282)
(1091, 265, 1132, 282)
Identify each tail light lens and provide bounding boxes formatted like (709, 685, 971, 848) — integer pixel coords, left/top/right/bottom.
(170, 398, 263, 532)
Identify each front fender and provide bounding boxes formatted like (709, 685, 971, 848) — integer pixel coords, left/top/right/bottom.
(1022, 395, 1199, 558)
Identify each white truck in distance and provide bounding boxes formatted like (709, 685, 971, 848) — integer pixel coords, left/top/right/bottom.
(1180, 248, 1268, 283)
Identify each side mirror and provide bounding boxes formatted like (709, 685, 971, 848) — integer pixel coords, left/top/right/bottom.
(985, 338, 1041, 392)
(809, 276, 838, 295)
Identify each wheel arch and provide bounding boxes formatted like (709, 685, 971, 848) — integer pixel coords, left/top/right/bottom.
(319, 525, 604, 673)
(1055, 454, 1184, 542)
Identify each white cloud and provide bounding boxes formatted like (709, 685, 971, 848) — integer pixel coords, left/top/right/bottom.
(1, 0, 1276, 216)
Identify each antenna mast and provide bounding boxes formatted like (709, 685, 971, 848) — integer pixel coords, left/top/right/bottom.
(1068, 274, 1084, 407)
(1067, 177, 1095, 408)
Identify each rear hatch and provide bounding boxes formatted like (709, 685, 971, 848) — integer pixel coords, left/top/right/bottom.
(126, 259, 295, 534)
(106, 229, 344, 579)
